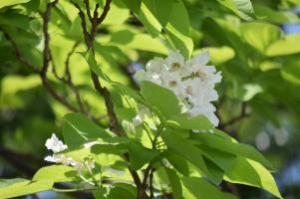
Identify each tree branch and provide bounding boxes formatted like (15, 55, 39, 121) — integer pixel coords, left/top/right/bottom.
(83, 0, 93, 22)
(74, 1, 149, 198)
(2, 32, 39, 73)
(2, 32, 79, 112)
(41, 0, 58, 78)
(97, 0, 112, 25)
(219, 102, 250, 129)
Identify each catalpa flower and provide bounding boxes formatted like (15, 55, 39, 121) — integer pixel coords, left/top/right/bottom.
(45, 133, 68, 153)
(44, 133, 96, 172)
(135, 51, 222, 126)
(44, 133, 81, 168)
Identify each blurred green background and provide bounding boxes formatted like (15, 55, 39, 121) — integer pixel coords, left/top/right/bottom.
(1, 0, 300, 198)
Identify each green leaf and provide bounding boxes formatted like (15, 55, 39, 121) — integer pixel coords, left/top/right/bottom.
(143, 0, 173, 27)
(197, 46, 235, 64)
(128, 141, 159, 170)
(224, 157, 282, 199)
(138, 1, 162, 36)
(103, 0, 130, 25)
(63, 113, 111, 149)
(165, 25, 194, 59)
(165, 0, 193, 58)
(182, 177, 237, 199)
(109, 30, 168, 54)
(93, 186, 108, 199)
(281, 59, 300, 85)
(165, 168, 183, 199)
(166, 114, 213, 131)
(197, 145, 236, 172)
(254, 5, 289, 24)
(107, 183, 137, 199)
(138, 0, 193, 58)
(267, 34, 300, 56)
(33, 165, 78, 182)
(162, 130, 208, 175)
(112, 82, 144, 103)
(164, 150, 190, 176)
(140, 81, 181, 118)
(121, 0, 141, 13)
(192, 130, 273, 169)
(241, 22, 281, 54)
(216, 0, 255, 21)
(0, 0, 30, 9)
(0, 178, 28, 188)
(0, 180, 53, 199)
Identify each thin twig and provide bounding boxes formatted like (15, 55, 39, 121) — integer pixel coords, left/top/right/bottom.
(83, 0, 93, 22)
(97, 0, 112, 24)
(149, 168, 155, 198)
(219, 102, 249, 129)
(41, 0, 58, 78)
(74, 1, 149, 198)
(2, 32, 39, 73)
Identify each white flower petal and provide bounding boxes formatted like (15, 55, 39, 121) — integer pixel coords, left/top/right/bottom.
(134, 51, 222, 127)
(45, 133, 68, 153)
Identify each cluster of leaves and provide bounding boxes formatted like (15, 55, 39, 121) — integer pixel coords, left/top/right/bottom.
(0, 81, 282, 198)
(1, 0, 300, 198)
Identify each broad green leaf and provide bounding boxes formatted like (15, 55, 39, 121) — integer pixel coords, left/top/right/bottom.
(63, 113, 111, 149)
(138, 1, 162, 36)
(33, 165, 78, 182)
(112, 82, 143, 103)
(164, 150, 190, 176)
(267, 34, 300, 56)
(197, 145, 236, 172)
(93, 186, 108, 199)
(140, 81, 181, 118)
(162, 130, 208, 175)
(125, 33, 168, 54)
(165, 0, 193, 58)
(0, 178, 28, 188)
(103, 0, 130, 25)
(128, 141, 159, 170)
(165, 24, 194, 59)
(166, 114, 213, 131)
(224, 157, 282, 199)
(196, 46, 235, 64)
(139, 0, 193, 58)
(241, 22, 281, 54)
(192, 130, 273, 169)
(0, 180, 53, 199)
(182, 177, 237, 199)
(91, 143, 123, 155)
(165, 168, 183, 199)
(141, 0, 173, 27)
(203, 159, 225, 185)
(0, 0, 30, 9)
(281, 59, 300, 85)
(107, 183, 137, 199)
(216, 0, 255, 21)
(254, 5, 289, 24)
(109, 30, 168, 54)
(121, 0, 141, 12)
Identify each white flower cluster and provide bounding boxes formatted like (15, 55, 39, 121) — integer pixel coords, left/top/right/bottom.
(135, 51, 222, 126)
(44, 134, 95, 170)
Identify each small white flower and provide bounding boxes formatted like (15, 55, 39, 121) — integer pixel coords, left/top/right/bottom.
(44, 154, 81, 167)
(45, 133, 68, 153)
